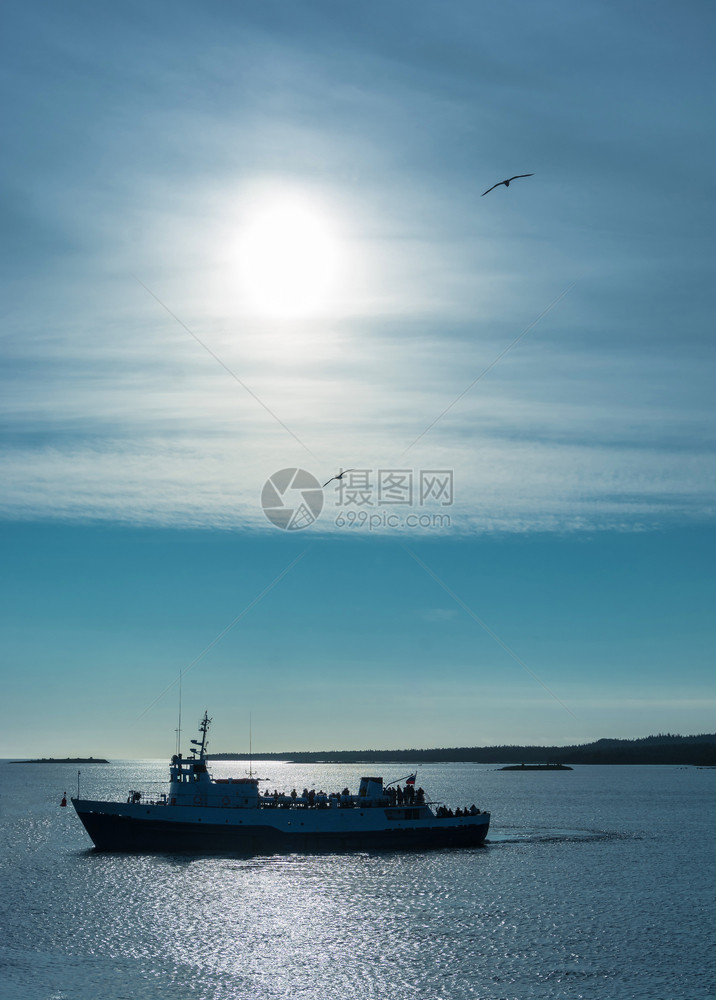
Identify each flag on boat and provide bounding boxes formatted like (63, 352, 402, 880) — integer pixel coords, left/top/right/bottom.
(405, 773, 416, 785)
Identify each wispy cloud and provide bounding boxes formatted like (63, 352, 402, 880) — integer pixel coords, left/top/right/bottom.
(2, 302, 714, 532)
(1, 2, 714, 536)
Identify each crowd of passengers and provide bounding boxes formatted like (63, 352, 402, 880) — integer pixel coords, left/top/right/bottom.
(386, 783, 424, 806)
(435, 804, 483, 817)
(257, 784, 483, 816)
(259, 783, 426, 807)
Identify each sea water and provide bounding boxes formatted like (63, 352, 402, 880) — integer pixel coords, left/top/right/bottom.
(0, 760, 713, 1000)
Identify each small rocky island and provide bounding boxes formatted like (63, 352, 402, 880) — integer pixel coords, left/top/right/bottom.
(500, 763, 572, 771)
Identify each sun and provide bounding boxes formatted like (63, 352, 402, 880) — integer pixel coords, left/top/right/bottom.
(237, 196, 341, 318)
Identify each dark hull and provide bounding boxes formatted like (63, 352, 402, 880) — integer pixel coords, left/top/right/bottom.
(75, 809, 489, 855)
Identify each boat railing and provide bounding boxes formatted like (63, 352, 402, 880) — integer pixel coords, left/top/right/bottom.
(127, 789, 481, 814)
(127, 793, 401, 809)
(258, 795, 388, 809)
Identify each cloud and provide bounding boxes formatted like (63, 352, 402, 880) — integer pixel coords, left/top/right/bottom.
(2, 256, 714, 534)
(1, 1, 714, 536)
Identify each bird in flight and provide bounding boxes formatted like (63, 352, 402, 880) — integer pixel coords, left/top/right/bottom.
(481, 173, 534, 196)
(323, 469, 355, 487)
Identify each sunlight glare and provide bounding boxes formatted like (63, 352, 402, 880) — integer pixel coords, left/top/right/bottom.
(238, 197, 341, 318)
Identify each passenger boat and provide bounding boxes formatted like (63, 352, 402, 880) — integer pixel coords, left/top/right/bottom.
(72, 713, 490, 854)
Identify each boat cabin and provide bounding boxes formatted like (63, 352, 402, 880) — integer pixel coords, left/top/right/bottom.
(168, 754, 260, 808)
(358, 776, 388, 804)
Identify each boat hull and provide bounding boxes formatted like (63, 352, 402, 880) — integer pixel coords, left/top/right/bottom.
(73, 800, 489, 855)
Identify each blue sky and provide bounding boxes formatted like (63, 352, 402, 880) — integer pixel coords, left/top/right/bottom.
(1, 1, 714, 756)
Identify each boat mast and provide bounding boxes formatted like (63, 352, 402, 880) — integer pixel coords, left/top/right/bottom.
(175, 671, 183, 757)
(189, 711, 211, 759)
(248, 711, 253, 779)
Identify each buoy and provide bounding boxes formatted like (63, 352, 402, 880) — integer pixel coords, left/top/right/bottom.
(60, 793, 67, 807)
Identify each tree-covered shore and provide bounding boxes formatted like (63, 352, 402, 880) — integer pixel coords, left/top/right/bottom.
(208, 733, 716, 767)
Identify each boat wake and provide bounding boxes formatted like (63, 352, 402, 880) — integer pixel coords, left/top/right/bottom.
(487, 827, 636, 845)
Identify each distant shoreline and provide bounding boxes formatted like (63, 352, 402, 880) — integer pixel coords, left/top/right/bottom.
(207, 734, 716, 767)
(6, 735, 715, 767)
(8, 757, 109, 765)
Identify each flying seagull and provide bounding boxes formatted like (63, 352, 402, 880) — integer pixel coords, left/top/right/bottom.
(323, 469, 355, 487)
(481, 173, 534, 196)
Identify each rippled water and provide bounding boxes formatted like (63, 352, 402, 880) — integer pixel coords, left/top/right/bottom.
(0, 760, 713, 999)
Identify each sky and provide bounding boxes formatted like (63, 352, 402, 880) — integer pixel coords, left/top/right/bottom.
(1, 0, 714, 757)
